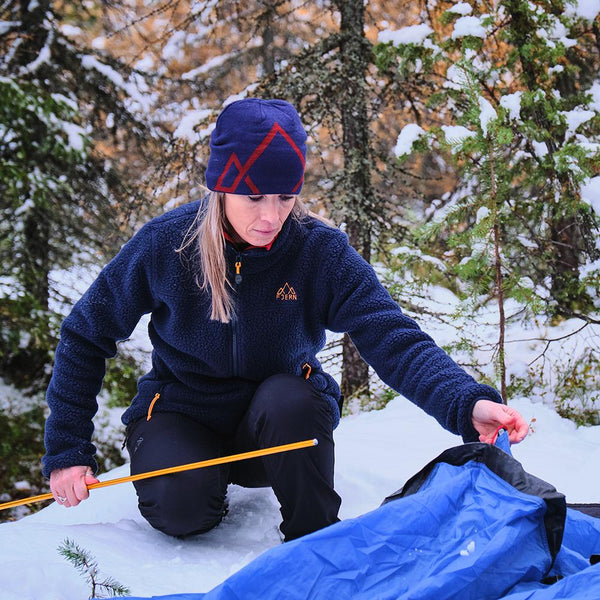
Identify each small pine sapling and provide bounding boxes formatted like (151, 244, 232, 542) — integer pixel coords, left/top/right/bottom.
(58, 538, 130, 599)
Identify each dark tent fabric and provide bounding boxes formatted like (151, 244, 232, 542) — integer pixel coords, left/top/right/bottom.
(115, 434, 600, 600)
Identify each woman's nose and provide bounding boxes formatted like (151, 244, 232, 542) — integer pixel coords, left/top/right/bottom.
(259, 198, 280, 222)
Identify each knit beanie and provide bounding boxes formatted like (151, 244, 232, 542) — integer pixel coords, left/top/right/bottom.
(206, 98, 307, 195)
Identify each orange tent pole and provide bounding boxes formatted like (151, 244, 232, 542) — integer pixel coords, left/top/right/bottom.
(0, 438, 318, 512)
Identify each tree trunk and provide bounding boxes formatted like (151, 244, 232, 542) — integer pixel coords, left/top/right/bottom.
(22, 207, 51, 311)
(335, 0, 373, 400)
(489, 141, 507, 404)
(260, 1, 276, 76)
(548, 210, 582, 312)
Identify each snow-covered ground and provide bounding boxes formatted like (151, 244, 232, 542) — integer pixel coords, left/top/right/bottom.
(0, 393, 599, 600)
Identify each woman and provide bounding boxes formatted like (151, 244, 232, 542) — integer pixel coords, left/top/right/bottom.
(43, 98, 528, 542)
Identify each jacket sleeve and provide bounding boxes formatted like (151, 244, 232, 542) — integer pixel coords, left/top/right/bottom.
(323, 235, 502, 442)
(42, 223, 157, 478)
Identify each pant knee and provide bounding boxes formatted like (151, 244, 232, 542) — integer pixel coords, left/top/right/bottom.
(126, 412, 230, 537)
(136, 470, 227, 537)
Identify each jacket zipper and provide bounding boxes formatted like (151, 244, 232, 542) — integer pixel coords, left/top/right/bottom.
(234, 256, 242, 285)
(232, 254, 242, 377)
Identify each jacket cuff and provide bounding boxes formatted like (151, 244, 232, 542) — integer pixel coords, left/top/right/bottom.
(42, 450, 98, 480)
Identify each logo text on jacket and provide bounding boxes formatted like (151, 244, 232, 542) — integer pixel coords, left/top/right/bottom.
(276, 283, 297, 301)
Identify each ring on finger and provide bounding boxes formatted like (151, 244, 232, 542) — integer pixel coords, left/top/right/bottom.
(57, 495, 67, 503)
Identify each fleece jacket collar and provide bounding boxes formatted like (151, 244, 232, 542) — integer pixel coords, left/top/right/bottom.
(224, 215, 295, 275)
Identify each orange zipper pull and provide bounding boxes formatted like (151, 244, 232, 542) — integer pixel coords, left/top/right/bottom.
(147, 392, 161, 421)
(235, 259, 242, 284)
(302, 363, 312, 380)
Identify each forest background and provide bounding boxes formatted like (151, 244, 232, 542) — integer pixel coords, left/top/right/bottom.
(1, 0, 599, 521)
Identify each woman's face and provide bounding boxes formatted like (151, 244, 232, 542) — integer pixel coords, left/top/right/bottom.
(223, 193, 296, 247)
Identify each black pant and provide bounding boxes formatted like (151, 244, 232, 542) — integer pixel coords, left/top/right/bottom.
(126, 374, 341, 541)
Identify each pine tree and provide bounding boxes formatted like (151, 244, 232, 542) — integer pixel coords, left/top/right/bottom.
(0, 0, 166, 388)
(374, 0, 600, 397)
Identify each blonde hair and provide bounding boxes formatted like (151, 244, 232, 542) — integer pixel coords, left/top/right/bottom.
(178, 191, 328, 323)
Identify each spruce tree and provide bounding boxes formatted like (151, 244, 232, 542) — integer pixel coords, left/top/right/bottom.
(0, 0, 166, 389)
(374, 0, 600, 398)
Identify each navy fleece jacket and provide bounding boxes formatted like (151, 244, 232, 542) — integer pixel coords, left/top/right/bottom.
(42, 199, 502, 477)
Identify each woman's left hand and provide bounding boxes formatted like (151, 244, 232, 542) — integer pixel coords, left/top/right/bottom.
(472, 399, 529, 444)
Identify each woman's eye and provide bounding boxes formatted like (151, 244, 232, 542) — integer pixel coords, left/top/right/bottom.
(248, 195, 264, 202)
(280, 195, 294, 202)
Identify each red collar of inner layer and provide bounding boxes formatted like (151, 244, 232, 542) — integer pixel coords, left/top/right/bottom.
(223, 230, 277, 251)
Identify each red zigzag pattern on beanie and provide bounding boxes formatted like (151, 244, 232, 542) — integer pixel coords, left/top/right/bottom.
(214, 122, 305, 194)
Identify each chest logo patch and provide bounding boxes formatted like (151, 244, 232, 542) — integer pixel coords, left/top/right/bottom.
(276, 282, 297, 301)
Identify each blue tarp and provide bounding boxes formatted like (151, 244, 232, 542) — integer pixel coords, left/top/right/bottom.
(117, 434, 600, 600)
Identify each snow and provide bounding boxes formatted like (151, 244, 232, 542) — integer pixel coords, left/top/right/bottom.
(59, 24, 83, 38)
(134, 55, 156, 73)
(566, 0, 600, 21)
(173, 109, 213, 143)
(451, 16, 487, 40)
(499, 92, 522, 121)
(391, 246, 446, 270)
(532, 140, 549, 158)
(541, 19, 578, 49)
(180, 46, 262, 81)
(590, 82, 600, 112)
(478, 96, 497, 136)
(562, 108, 595, 138)
(80, 55, 155, 114)
(19, 28, 53, 74)
(161, 31, 187, 62)
(476, 205, 490, 223)
(378, 24, 433, 46)
(441, 124, 476, 148)
(447, 3, 473, 16)
(581, 175, 600, 215)
(445, 63, 469, 90)
(2, 253, 599, 598)
(393, 123, 426, 158)
(59, 122, 87, 153)
(1, 394, 599, 599)
(0, 21, 21, 35)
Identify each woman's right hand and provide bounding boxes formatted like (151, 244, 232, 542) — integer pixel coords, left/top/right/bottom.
(50, 466, 99, 507)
